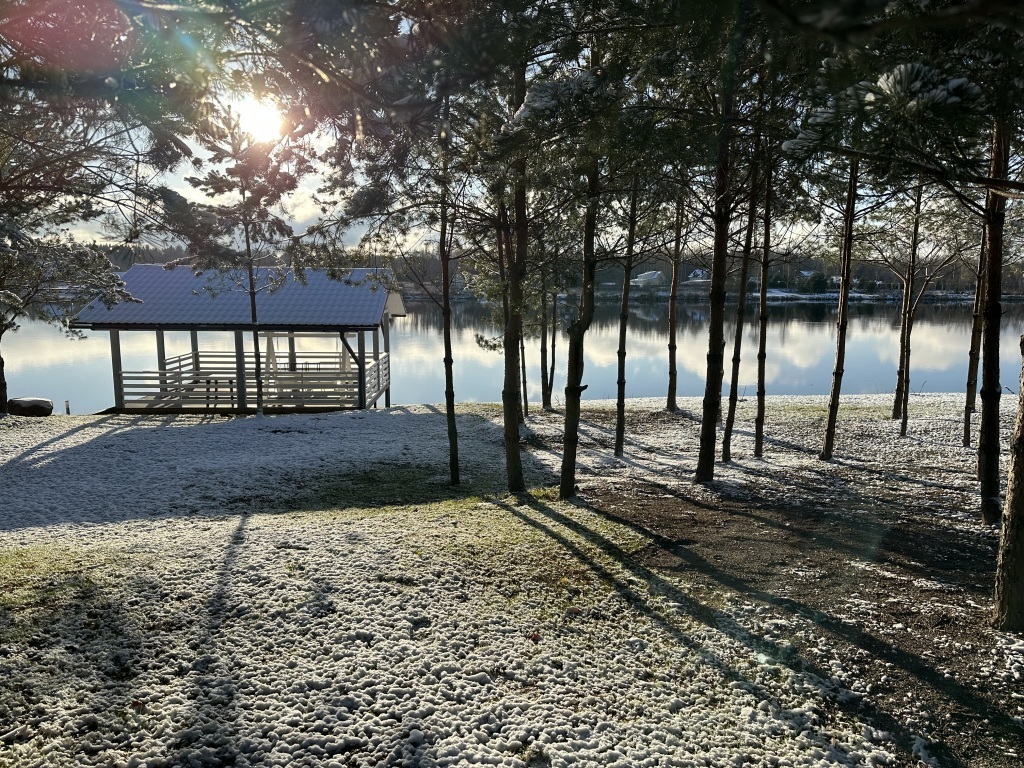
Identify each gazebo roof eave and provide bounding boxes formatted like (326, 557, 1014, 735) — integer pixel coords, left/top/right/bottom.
(70, 321, 385, 333)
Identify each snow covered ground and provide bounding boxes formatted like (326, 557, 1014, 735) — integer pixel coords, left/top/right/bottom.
(0, 396, 1017, 767)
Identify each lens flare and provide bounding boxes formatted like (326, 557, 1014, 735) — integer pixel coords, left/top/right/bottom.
(231, 97, 284, 142)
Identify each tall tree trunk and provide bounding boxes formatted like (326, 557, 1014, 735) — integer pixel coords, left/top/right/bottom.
(666, 197, 683, 412)
(893, 184, 923, 421)
(892, 279, 912, 420)
(723, 165, 760, 463)
(500, 64, 528, 493)
(820, 155, 860, 461)
(519, 330, 529, 420)
(497, 208, 510, 325)
(539, 269, 552, 411)
(547, 289, 557, 408)
(754, 160, 772, 458)
(695, 89, 735, 483)
(0, 345, 7, 414)
(439, 96, 460, 485)
(979, 118, 1010, 525)
(497, 215, 524, 416)
(964, 231, 987, 448)
(441, 249, 460, 484)
(900, 316, 914, 438)
(892, 271, 912, 420)
(559, 160, 600, 499)
(501, 227, 526, 491)
(994, 335, 1024, 631)
(244, 255, 264, 413)
(902, 259, 953, 439)
(614, 177, 639, 457)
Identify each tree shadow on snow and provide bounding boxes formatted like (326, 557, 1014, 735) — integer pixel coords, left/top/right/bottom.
(493, 493, 1013, 768)
(0, 408, 542, 532)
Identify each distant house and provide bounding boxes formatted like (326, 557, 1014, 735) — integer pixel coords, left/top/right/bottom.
(73, 265, 406, 413)
(687, 269, 710, 281)
(629, 270, 668, 288)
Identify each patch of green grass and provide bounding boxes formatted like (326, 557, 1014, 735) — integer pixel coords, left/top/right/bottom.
(456, 404, 503, 419)
(0, 547, 99, 610)
(833, 401, 890, 418)
(530, 486, 561, 502)
(0, 546, 116, 643)
(579, 405, 618, 418)
(416, 498, 623, 612)
(768, 401, 891, 421)
(771, 403, 829, 419)
(299, 463, 492, 510)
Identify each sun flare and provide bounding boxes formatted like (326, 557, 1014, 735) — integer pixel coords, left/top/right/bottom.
(231, 96, 284, 142)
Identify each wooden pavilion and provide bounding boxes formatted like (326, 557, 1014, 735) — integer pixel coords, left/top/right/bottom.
(73, 265, 406, 413)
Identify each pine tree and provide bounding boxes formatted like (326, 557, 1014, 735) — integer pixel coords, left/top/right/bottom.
(159, 104, 312, 413)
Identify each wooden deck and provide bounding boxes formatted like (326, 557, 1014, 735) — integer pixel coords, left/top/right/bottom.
(118, 351, 390, 412)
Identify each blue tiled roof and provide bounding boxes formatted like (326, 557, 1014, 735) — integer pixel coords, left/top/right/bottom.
(74, 265, 404, 331)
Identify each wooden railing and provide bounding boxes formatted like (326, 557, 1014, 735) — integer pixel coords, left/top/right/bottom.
(121, 369, 240, 409)
(365, 354, 390, 405)
(118, 351, 390, 411)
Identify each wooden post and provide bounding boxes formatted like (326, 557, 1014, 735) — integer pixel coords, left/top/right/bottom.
(190, 330, 200, 371)
(288, 332, 297, 371)
(340, 334, 362, 409)
(234, 331, 248, 410)
(110, 331, 124, 410)
(371, 326, 381, 408)
(340, 332, 350, 373)
(382, 318, 391, 407)
(156, 330, 167, 394)
(357, 331, 367, 409)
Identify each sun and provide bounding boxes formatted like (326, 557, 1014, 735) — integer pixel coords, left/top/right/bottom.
(231, 96, 284, 142)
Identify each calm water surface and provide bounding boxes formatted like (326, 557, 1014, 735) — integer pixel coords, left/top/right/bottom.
(5, 300, 1024, 414)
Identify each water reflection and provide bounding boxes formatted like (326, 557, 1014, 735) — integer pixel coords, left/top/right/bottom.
(4, 300, 1023, 414)
(388, 299, 1024, 406)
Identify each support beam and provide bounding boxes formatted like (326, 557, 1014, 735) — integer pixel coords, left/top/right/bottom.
(156, 330, 167, 393)
(340, 332, 350, 374)
(340, 334, 364, 409)
(371, 327, 381, 409)
(190, 330, 200, 370)
(234, 331, 248, 410)
(382, 317, 391, 407)
(110, 331, 124, 410)
(288, 332, 297, 371)
(357, 331, 367, 409)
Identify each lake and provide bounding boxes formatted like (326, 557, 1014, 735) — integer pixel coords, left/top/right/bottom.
(4, 298, 1024, 414)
